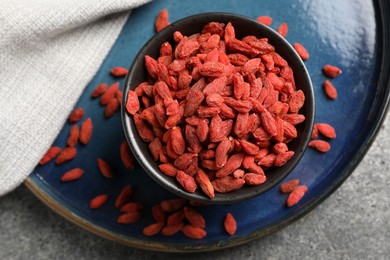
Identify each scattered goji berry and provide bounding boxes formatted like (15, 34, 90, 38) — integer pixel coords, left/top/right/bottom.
(308, 140, 331, 153)
(143, 222, 164, 236)
(39, 146, 61, 165)
(120, 141, 135, 169)
(67, 125, 79, 147)
(293, 43, 309, 60)
(277, 22, 288, 37)
(115, 185, 133, 208)
(224, 213, 237, 235)
(60, 168, 84, 182)
(79, 118, 93, 145)
(279, 179, 300, 193)
(323, 64, 342, 78)
(110, 67, 128, 77)
(117, 212, 141, 224)
(55, 147, 77, 164)
(68, 107, 85, 123)
(181, 225, 207, 239)
(89, 194, 109, 209)
(315, 123, 336, 139)
(91, 83, 107, 98)
(323, 80, 337, 99)
(155, 9, 170, 32)
(286, 185, 308, 207)
(256, 16, 273, 26)
(97, 158, 113, 178)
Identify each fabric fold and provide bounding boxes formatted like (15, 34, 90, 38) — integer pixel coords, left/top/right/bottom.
(0, 0, 151, 196)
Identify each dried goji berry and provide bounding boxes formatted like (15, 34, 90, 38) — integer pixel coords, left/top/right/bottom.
(97, 158, 113, 178)
(286, 185, 308, 207)
(55, 147, 77, 164)
(160, 198, 186, 213)
(244, 172, 266, 185)
(256, 16, 273, 26)
(110, 66, 128, 77)
(115, 185, 133, 208)
(176, 170, 198, 193)
(161, 223, 184, 236)
(293, 43, 309, 61)
(224, 213, 237, 235)
(120, 202, 143, 213)
(323, 80, 337, 99)
(61, 168, 84, 182)
(126, 90, 140, 115)
(66, 125, 79, 147)
(152, 204, 166, 223)
(79, 117, 93, 145)
(195, 169, 215, 198)
(323, 64, 342, 78)
(184, 206, 206, 228)
(181, 225, 207, 239)
(120, 141, 135, 169)
(89, 194, 109, 209)
(143, 222, 164, 236)
(39, 146, 61, 165)
(68, 107, 85, 123)
(212, 176, 245, 193)
(315, 123, 336, 139)
(279, 179, 300, 193)
(104, 97, 120, 118)
(167, 210, 185, 226)
(117, 212, 141, 224)
(155, 9, 169, 32)
(277, 22, 288, 37)
(91, 83, 107, 98)
(309, 140, 331, 153)
(100, 82, 119, 106)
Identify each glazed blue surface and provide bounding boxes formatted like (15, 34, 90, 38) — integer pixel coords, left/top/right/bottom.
(30, 0, 384, 249)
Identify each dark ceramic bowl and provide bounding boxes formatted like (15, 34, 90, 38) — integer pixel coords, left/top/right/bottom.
(121, 12, 315, 204)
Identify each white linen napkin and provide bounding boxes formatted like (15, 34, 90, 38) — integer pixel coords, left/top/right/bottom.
(0, 0, 151, 196)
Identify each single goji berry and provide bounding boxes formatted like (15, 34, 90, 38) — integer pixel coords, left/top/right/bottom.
(293, 43, 310, 60)
(155, 9, 169, 32)
(323, 80, 338, 99)
(55, 147, 77, 164)
(143, 222, 164, 236)
(224, 213, 237, 235)
(39, 146, 61, 165)
(309, 140, 331, 153)
(79, 117, 93, 145)
(66, 125, 79, 147)
(323, 64, 342, 78)
(277, 22, 288, 37)
(256, 16, 273, 26)
(89, 194, 109, 209)
(110, 67, 128, 77)
(97, 158, 113, 178)
(68, 107, 85, 123)
(115, 185, 133, 208)
(286, 185, 308, 207)
(61, 168, 84, 182)
(91, 83, 107, 98)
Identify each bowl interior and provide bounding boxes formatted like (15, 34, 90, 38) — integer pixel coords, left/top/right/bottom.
(122, 12, 315, 204)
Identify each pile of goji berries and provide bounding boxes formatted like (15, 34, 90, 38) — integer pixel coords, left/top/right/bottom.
(126, 18, 308, 199)
(38, 9, 343, 240)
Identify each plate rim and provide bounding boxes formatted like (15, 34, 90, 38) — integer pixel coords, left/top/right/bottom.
(24, 0, 390, 253)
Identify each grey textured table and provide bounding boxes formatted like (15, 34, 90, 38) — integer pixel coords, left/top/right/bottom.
(1, 113, 389, 260)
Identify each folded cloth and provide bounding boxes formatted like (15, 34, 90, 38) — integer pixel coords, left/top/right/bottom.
(0, 0, 151, 196)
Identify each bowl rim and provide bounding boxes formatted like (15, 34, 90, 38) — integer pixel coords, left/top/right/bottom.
(121, 12, 315, 204)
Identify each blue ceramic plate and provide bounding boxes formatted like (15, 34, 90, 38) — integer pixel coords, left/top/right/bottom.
(25, 0, 390, 252)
